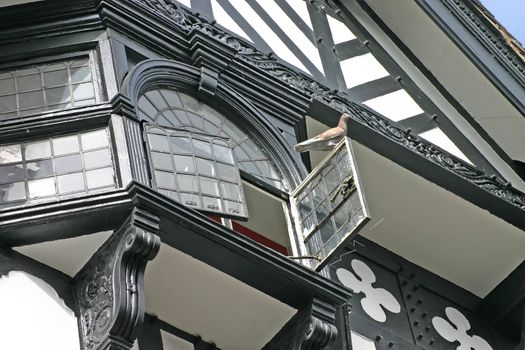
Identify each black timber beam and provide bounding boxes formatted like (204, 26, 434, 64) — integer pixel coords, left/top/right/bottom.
(0, 182, 350, 312)
(347, 75, 400, 102)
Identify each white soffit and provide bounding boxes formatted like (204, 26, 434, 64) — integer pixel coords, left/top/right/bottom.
(361, 0, 525, 164)
(145, 243, 296, 350)
(161, 330, 194, 350)
(352, 140, 525, 298)
(235, 181, 289, 248)
(14, 231, 112, 277)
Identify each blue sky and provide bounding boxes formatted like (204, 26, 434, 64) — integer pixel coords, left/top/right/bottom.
(480, 0, 525, 44)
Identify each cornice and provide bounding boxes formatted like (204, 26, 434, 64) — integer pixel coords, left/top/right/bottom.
(438, 0, 525, 89)
(118, 0, 525, 217)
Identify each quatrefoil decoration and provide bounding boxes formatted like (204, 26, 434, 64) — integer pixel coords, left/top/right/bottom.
(432, 307, 492, 350)
(336, 259, 401, 322)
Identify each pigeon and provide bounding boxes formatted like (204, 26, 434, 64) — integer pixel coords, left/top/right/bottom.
(294, 113, 351, 153)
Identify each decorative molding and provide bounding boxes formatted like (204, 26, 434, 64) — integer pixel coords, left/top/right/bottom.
(74, 207, 161, 350)
(263, 298, 339, 350)
(439, 0, 525, 89)
(123, 0, 525, 215)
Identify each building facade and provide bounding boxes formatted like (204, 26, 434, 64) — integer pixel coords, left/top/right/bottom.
(1, 0, 525, 349)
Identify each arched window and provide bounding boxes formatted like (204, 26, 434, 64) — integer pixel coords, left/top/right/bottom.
(138, 88, 287, 220)
(137, 89, 284, 190)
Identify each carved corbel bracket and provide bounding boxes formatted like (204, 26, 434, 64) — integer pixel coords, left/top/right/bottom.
(74, 208, 161, 350)
(264, 298, 339, 350)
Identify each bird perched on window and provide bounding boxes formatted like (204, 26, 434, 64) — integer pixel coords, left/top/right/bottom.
(294, 113, 351, 153)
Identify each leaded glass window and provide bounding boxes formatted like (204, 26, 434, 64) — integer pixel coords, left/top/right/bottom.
(291, 138, 370, 270)
(137, 89, 284, 190)
(146, 124, 248, 219)
(0, 128, 116, 209)
(0, 57, 97, 119)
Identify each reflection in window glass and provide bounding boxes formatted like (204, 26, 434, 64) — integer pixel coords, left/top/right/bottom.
(138, 89, 284, 190)
(0, 58, 96, 119)
(146, 125, 248, 219)
(291, 139, 369, 269)
(0, 128, 116, 209)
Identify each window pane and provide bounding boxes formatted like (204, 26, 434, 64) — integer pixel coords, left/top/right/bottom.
(202, 196, 221, 211)
(24, 140, 51, 160)
(0, 164, 25, 184)
(72, 82, 95, 100)
(151, 152, 173, 171)
(155, 171, 176, 189)
(148, 134, 170, 152)
(70, 66, 91, 83)
(86, 167, 113, 189)
(52, 135, 80, 156)
(217, 163, 236, 182)
(18, 74, 41, 92)
(192, 139, 212, 158)
(28, 177, 55, 198)
(44, 70, 68, 88)
(196, 158, 215, 177)
(81, 129, 108, 150)
(46, 86, 70, 105)
(83, 149, 111, 169)
(0, 95, 16, 113)
(0, 145, 22, 164)
(55, 154, 83, 174)
(213, 143, 234, 164)
(171, 136, 192, 154)
(200, 178, 219, 196)
(26, 159, 54, 180)
(0, 182, 26, 202)
(220, 182, 240, 200)
(173, 155, 194, 173)
(178, 175, 198, 192)
(19, 91, 44, 110)
(224, 200, 243, 216)
(0, 77, 15, 95)
(180, 192, 199, 208)
(57, 172, 85, 194)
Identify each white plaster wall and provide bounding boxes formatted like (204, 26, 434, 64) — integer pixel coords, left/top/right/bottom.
(0, 271, 80, 350)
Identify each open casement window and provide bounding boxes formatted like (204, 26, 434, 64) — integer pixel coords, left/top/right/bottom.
(291, 137, 370, 270)
(145, 124, 249, 220)
(137, 89, 285, 192)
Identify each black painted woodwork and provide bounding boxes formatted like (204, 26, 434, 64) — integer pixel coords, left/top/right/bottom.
(0, 0, 525, 348)
(328, 237, 521, 350)
(74, 207, 161, 350)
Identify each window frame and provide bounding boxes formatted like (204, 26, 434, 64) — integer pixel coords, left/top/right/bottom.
(144, 122, 249, 220)
(0, 50, 103, 121)
(0, 124, 121, 211)
(290, 138, 371, 271)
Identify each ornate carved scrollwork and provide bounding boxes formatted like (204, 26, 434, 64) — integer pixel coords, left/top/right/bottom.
(129, 0, 525, 211)
(74, 208, 161, 350)
(264, 298, 339, 350)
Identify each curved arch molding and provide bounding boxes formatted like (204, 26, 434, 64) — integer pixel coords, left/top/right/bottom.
(121, 58, 307, 190)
